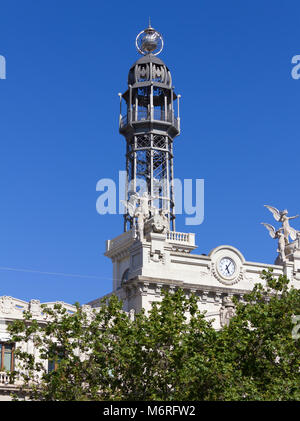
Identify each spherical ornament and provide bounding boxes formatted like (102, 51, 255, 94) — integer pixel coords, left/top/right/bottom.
(136, 26, 164, 56)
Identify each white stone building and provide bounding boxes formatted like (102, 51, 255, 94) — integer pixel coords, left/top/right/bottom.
(0, 297, 77, 400)
(1, 24, 300, 399)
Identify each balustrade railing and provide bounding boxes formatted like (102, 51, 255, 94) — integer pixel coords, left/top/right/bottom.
(166, 231, 195, 245)
(120, 109, 178, 129)
(0, 372, 11, 385)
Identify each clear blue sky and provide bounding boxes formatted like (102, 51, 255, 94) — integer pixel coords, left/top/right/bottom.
(0, 0, 300, 304)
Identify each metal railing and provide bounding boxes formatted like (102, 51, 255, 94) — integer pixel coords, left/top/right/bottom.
(120, 109, 179, 129)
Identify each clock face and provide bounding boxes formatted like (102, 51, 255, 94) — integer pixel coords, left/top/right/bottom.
(218, 257, 236, 278)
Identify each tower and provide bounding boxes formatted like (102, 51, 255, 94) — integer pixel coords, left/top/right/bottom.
(119, 23, 181, 232)
(93, 25, 292, 322)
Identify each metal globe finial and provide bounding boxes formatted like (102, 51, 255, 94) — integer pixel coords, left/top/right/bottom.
(135, 23, 164, 56)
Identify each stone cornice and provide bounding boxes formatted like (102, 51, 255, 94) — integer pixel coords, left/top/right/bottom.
(123, 275, 251, 296)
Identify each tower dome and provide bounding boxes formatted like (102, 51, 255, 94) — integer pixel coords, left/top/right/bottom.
(128, 54, 172, 88)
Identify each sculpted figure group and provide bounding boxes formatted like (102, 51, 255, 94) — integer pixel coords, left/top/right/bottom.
(262, 205, 300, 263)
(122, 191, 169, 241)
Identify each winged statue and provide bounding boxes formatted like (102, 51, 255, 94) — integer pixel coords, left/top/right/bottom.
(122, 191, 161, 241)
(121, 192, 139, 217)
(261, 223, 286, 261)
(264, 205, 299, 244)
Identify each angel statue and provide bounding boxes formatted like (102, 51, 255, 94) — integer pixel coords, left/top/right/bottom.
(121, 192, 139, 218)
(138, 191, 153, 220)
(135, 209, 145, 241)
(261, 223, 286, 262)
(264, 205, 299, 245)
(121, 191, 158, 241)
(122, 191, 159, 219)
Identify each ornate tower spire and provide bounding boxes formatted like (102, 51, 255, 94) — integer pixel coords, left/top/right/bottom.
(119, 24, 181, 232)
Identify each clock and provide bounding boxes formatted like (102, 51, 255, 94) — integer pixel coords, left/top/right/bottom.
(218, 257, 236, 278)
(211, 247, 243, 286)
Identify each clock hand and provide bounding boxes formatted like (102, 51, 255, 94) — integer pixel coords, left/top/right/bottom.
(225, 260, 233, 273)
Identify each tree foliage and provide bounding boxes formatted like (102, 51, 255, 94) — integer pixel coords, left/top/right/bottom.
(7, 270, 300, 400)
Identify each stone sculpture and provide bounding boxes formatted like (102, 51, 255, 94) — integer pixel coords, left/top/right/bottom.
(261, 223, 286, 262)
(262, 205, 300, 264)
(264, 205, 299, 245)
(220, 296, 236, 327)
(122, 192, 168, 240)
(151, 209, 169, 234)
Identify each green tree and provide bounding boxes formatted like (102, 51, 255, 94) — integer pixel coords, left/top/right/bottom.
(7, 270, 300, 400)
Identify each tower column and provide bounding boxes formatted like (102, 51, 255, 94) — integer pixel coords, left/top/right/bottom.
(119, 24, 180, 232)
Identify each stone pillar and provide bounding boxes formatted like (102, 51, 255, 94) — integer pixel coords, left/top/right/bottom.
(283, 261, 294, 281)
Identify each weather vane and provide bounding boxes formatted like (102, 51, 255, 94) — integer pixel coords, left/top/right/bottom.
(135, 20, 164, 56)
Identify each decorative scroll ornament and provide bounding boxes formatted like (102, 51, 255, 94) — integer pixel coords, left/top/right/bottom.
(136, 24, 164, 56)
(152, 64, 165, 82)
(136, 64, 150, 81)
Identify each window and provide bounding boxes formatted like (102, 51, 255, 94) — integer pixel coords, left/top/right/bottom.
(0, 343, 14, 371)
(48, 352, 63, 373)
(48, 358, 61, 373)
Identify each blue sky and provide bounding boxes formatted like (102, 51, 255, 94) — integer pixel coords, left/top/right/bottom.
(0, 0, 300, 304)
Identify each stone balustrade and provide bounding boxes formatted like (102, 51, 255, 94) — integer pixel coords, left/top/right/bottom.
(166, 231, 195, 246)
(0, 296, 88, 320)
(0, 372, 10, 385)
(106, 228, 196, 253)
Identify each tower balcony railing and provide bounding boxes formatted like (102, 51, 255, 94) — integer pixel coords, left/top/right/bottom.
(120, 109, 179, 130)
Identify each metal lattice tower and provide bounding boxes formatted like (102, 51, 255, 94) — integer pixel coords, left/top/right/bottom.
(119, 24, 181, 232)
